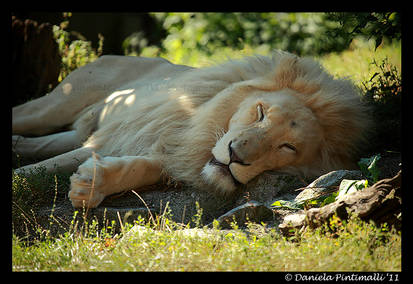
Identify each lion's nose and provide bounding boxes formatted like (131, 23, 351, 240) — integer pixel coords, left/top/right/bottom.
(229, 140, 248, 165)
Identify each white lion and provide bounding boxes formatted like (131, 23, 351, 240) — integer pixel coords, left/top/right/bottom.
(12, 51, 369, 208)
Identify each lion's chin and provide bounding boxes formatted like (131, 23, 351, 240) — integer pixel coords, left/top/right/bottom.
(201, 159, 239, 194)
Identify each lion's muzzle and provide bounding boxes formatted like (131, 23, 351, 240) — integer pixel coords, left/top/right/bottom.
(228, 140, 251, 166)
(208, 156, 242, 186)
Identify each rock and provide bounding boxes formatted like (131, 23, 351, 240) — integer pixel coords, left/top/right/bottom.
(270, 170, 363, 227)
(294, 170, 363, 204)
(240, 171, 305, 207)
(278, 211, 306, 236)
(213, 201, 274, 229)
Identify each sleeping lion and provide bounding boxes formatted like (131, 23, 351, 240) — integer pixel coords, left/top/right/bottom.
(12, 51, 369, 208)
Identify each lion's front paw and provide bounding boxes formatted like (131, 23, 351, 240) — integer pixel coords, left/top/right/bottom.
(68, 153, 106, 208)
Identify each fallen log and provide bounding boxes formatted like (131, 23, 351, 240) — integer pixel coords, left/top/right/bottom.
(279, 170, 401, 234)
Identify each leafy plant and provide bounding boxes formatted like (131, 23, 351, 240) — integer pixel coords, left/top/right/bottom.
(362, 58, 401, 154)
(326, 12, 401, 50)
(363, 58, 401, 106)
(191, 202, 204, 228)
(12, 166, 71, 240)
(358, 154, 381, 184)
(53, 13, 104, 82)
(135, 12, 355, 62)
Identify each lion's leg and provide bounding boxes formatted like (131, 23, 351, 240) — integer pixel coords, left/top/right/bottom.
(12, 63, 109, 136)
(13, 130, 82, 163)
(14, 146, 95, 176)
(12, 91, 83, 136)
(68, 154, 162, 208)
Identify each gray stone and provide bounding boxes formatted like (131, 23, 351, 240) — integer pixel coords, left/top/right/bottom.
(294, 170, 362, 204)
(278, 211, 307, 236)
(241, 171, 305, 207)
(214, 200, 274, 229)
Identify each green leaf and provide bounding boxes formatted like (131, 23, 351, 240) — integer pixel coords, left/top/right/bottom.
(271, 201, 282, 207)
(320, 192, 338, 207)
(271, 200, 302, 210)
(336, 179, 368, 200)
(357, 154, 381, 184)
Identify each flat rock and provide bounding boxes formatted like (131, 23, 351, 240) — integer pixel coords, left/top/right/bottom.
(214, 200, 274, 229)
(294, 170, 362, 203)
(278, 211, 307, 236)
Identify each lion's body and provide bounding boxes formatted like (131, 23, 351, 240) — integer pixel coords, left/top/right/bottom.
(13, 52, 370, 208)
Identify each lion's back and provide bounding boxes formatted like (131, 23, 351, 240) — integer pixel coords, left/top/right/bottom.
(77, 59, 198, 157)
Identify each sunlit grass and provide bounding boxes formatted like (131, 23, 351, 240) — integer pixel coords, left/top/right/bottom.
(12, 213, 401, 271)
(145, 38, 401, 89)
(318, 38, 401, 87)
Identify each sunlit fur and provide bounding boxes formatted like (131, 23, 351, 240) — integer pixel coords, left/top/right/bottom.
(73, 50, 370, 193)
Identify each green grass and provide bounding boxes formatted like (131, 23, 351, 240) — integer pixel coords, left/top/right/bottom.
(12, 212, 401, 271)
(318, 38, 401, 87)
(12, 39, 401, 272)
(143, 37, 401, 89)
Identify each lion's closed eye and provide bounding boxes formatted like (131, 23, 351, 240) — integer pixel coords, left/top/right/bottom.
(279, 143, 297, 153)
(257, 104, 264, 122)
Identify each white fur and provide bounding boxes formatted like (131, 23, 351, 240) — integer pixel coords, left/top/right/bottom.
(13, 51, 370, 208)
(201, 163, 236, 194)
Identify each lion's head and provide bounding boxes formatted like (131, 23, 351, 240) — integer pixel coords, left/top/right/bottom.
(198, 52, 370, 193)
(201, 88, 324, 193)
(158, 51, 370, 194)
